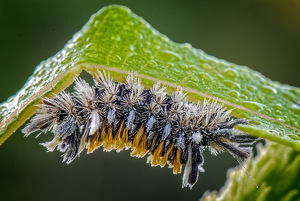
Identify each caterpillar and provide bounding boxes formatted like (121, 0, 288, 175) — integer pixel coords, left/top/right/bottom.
(22, 71, 257, 189)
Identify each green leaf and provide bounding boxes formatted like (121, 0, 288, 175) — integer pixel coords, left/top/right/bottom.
(0, 5, 299, 150)
(200, 142, 300, 201)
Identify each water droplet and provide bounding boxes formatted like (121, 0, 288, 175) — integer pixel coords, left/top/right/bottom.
(289, 88, 300, 96)
(217, 74, 224, 80)
(202, 63, 212, 70)
(189, 75, 199, 82)
(86, 52, 99, 59)
(182, 43, 192, 49)
(129, 20, 136, 26)
(252, 72, 265, 83)
(111, 35, 121, 41)
(109, 54, 122, 64)
(224, 80, 241, 90)
(290, 103, 300, 113)
(287, 134, 300, 141)
(273, 103, 282, 111)
(223, 68, 239, 78)
(219, 60, 228, 66)
(199, 58, 206, 65)
(274, 116, 285, 121)
(142, 48, 152, 54)
(265, 108, 272, 114)
(230, 98, 239, 103)
(93, 20, 100, 27)
(290, 117, 299, 127)
(282, 91, 296, 102)
(154, 45, 161, 50)
(138, 33, 143, 40)
(228, 90, 240, 98)
(166, 63, 174, 68)
(240, 95, 248, 100)
(179, 64, 187, 69)
(159, 35, 169, 42)
(261, 85, 277, 94)
(247, 85, 257, 91)
(197, 72, 212, 82)
(147, 60, 158, 68)
(158, 50, 182, 61)
(188, 65, 198, 71)
(267, 129, 281, 136)
(242, 101, 267, 111)
(241, 89, 253, 98)
(187, 80, 199, 88)
(257, 94, 266, 101)
(275, 110, 282, 115)
(130, 45, 135, 51)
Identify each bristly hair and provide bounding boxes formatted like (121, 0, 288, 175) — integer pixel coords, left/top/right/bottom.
(22, 70, 258, 189)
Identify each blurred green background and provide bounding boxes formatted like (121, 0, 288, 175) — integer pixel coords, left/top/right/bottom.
(0, 1, 299, 201)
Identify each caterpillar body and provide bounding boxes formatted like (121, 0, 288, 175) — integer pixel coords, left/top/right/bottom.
(23, 71, 257, 189)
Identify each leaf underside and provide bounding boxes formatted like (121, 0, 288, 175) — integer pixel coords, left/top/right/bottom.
(0, 5, 299, 151)
(200, 142, 300, 201)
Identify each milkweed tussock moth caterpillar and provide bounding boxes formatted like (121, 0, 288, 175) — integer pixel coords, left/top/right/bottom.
(22, 71, 257, 189)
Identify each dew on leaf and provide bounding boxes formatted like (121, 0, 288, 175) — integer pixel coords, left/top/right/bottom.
(242, 101, 267, 112)
(287, 134, 300, 141)
(267, 129, 282, 136)
(147, 60, 158, 68)
(111, 35, 121, 41)
(201, 63, 212, 70)
(261, 85, 277, 95)
(109, 54, 122, 64)
(282, 91, 296, 102)
(158, 50, 182, 62)
(188, 65, 198, 71)
(228, 90, 240, 98)
(179, 64, 187, 70)
(197, 72, 213, 82)
(290, 103, 300, 113)
(224, 80, 241, 90)
(223, 68, 239, 79)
